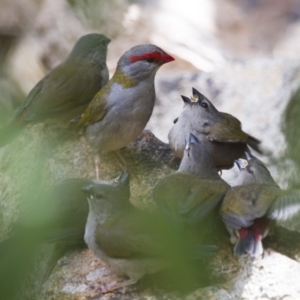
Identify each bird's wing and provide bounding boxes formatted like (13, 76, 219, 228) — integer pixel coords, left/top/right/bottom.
(95, 211, 174, 259)
(246, 134, 262, 153)
(267, 189, 300, 221)
(153, 175, 193, 224)
(220, 185, 279, 229)
(179, 180, 228, 224)
(154, 175, 228, 224)
(220, 187, 256, 229)
(221, 210, 253, 229)
(22, 62, 104, 121)
(76, 84, 110, 127)
(208, 113, 249, 143)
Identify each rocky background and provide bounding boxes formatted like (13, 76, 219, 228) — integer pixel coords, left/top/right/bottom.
(1, 0, 300, 299)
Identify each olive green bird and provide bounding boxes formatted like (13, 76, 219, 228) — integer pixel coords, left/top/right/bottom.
(154, 133, 229, 244)
(168, 88, 261, 170)
(83, 171, 216, 293)
(0, 33, 110, 147)
(77, 44, 175, 178)
(221, 153, 300, 257)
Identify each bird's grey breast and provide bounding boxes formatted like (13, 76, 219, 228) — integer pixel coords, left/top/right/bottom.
(86, 79, 156, 151)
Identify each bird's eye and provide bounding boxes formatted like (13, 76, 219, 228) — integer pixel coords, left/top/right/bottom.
(247, 167, 254, 174)
(95, 192, 103, 199)
(145, 57, 155, 63)
(201, 102, 208, 109)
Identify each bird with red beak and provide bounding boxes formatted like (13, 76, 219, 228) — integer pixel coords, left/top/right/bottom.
(78, 44, 175, 178)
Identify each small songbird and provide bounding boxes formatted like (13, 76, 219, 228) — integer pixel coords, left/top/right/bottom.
(77, 44, 175, 178)
(168, 88, 261, 170)
(0, 178, 92, 300)
(83, 172, 211, 293)
(153, 133, 229, 242)
(0, 33, 110, 147)
(220, 152, 300, 257)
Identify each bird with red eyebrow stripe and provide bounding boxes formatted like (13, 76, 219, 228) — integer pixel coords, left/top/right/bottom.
(78, 44, 175, 178)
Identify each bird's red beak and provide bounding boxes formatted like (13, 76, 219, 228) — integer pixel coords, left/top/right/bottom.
(160, 53, 175, 64)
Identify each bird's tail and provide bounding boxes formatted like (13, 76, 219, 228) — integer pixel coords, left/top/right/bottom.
(247, 135, 262, 154)
(234, 231, 263, 257)
(0, 114, 25, 147)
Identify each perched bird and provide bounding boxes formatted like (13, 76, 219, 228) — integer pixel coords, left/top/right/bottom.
(168, 88, 261, 170)
(0, 33, 110, 147)
(83, 171, 212, 293)
(77, 44, 175, 178)
(221, 153, 300, 257)
(0, 177, 92, 300)
(153, 133, 229, 243)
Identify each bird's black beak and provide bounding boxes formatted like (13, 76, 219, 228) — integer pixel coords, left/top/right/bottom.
(185, 138, 190, 150)
(245, 151, 255, 161)
(181, 95, 192, 104)
(189, 133, 199, 144)
(235, 159, 242, 170)
(115, 171, 130, 186)
(81, 184, 93, 195)
(192, 87, 205, 102)
(185, 133, 199, 155)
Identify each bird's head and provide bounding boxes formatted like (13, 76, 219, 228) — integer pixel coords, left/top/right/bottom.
(181, 88, 221, 128)
(68, 33, 111, 62)
(81, 171, 130, 214)
(117, 44, 175, 80)
(235, 153, 277, 186)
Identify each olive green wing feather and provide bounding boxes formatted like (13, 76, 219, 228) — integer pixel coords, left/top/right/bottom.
(77, 84, 111, 127)
(22, 62, 104, 121)
(221, 185, 279, 229)
(153, 175, 192, 223)
(95, 211, 174, 259)
(208, 113, 261, 152)
(179, 180, 228, 224)
(154, 175, 228, 224)
(208, 113, 249, 143)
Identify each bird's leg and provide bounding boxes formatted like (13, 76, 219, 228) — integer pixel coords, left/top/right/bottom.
(101, 278, 138, 294)
(94, 151, 101, 179)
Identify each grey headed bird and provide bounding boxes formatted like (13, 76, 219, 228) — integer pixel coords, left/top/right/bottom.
(77, 44, 175, 178)
(0, 33, 110, 147)
(83, 171, 214, 294)
(168, 88, 261, 170)
(153, 133, 229, 243)
(221, 152, 300, 257)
